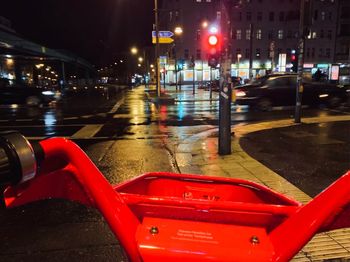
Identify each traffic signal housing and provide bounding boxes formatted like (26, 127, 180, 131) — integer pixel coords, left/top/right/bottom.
(205, 27, 221, 68)
(291, 54, 298, 72)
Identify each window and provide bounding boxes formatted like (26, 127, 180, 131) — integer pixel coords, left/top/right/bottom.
(327, 30, 332, 39)
(287, 30, 292, 39)
(278, 30, 283, 39)
(319, 48, 323, 57)
(328, 12, 332, 21)
(306, 48, 310, 58)
(320, 30, 324, 38)
(184, 49, 189, 59)
(256, 29, 262, 39)
(245, 48, 250, 59)
(169, 11, 173, 22)
(236, 48, 241, 57)
(236, 29, 242, 40)
(279, 12, 284, 21)
(268, 30, 274, 40)
(321, 11, 326, 21)
(196, 49, 201, 59)
(312, 32, 317, 39)
(257, 12, 262, 21)
(238, 12, 242, 21)
(246, 12, 252, 21)
(196, 30, 201, 41)
(246, 29, 251, 40)
(326, 48, 330, 58)
(314, 10, 318, 21)
(269, 12, 275, 21)
(217, 11, 221, 20)
(269, 77, 290, 88)
(311, 48, 315, 58)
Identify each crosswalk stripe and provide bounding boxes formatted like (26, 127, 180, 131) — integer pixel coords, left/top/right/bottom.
(71, 124, 104, 139)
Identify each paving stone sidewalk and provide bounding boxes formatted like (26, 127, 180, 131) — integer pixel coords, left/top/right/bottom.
(175, 115, 350, 261)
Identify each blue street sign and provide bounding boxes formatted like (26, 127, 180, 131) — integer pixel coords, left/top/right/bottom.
(152, 31, 174, 38)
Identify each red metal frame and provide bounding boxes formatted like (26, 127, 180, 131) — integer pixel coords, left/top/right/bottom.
(2, 138, 350, 261)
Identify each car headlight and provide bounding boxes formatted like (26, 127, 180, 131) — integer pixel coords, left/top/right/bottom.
(41, 91, 55, 96)
(236, 91, 247, 97)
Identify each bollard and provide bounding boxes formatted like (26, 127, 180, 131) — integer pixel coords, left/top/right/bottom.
(218, 81, 232, 155)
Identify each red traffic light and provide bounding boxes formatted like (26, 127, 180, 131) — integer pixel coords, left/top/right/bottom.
(291, 55, 296, 61)
(208, 35, 218, 46)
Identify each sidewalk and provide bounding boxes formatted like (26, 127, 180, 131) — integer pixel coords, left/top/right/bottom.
(174, 115, 350, 261)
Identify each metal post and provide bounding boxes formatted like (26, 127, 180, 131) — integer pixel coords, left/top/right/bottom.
(249, 23, 254, 79)
(210, 67, 213, 101)
(218, 0, 233, 155)
(61, 61, 66, 90)
(174, 50, 178, 90)
(143, 50, 148, 88)
(179, 69, 182, 91)
(219, 83, 232, 155)
(193, 66, 195, 95)
(154, 0, 160, 97)
(295, 0, 307, 123)
(163, 68, 166, 90)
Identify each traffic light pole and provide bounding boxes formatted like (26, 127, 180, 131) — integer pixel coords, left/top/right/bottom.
(295, 0, 307, 123)
(154, 0, 160, 97)
(218, 0, 233, 155)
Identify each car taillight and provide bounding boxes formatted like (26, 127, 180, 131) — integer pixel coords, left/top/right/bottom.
(236, 90, 246, 97)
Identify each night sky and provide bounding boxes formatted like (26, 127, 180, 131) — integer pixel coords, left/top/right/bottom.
(0, 0, 155, 66)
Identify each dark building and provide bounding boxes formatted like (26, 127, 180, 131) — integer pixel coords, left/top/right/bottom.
(335, 0, 350, 63)
(159, 0, 342, 82)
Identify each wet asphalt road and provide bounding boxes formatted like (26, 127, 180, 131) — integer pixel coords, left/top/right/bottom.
(240, 121, 350, 197)
(0, 85, 349, 261)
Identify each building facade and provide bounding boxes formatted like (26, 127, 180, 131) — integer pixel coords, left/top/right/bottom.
(159, 0, 343, 83)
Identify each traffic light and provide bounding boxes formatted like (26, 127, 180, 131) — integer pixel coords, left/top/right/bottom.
(177, 59, 185, 71)
(207, 29, 221, 68)
(291, 54, 298, 72)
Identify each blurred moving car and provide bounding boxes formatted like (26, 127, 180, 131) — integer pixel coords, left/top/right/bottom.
(233, 74, 348, 111)
(0, 78, 60, 106)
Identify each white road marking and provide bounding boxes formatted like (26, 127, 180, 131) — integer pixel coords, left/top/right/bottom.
(71, 124, 104, 139)
(108, 98, 125, 114)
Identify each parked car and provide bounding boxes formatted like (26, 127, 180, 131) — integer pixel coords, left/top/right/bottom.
(0, 78, 60, 106)
(233, 74, 348, 111)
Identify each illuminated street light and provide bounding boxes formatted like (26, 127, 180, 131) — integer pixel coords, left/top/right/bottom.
(174, 26, 183, 36)
(138, 63, 142, 67)
(150, 64, 154, 68)
(202, 21, 208, 29)
(120, 60, 124, 63)
(209, 26, 218, 34)
(131, 47, 138, 55)
(138, 57, 143, 63)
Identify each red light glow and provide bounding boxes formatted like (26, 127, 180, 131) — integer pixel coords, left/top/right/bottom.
(208, 35, 218, 46)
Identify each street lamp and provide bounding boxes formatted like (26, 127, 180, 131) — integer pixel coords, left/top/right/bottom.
(174, 26, 183, 36)
(173, 26, 183, 90)
(138, 57, 143, 63)
(202, 20, 209, 29)
(130, 47, 138, 55)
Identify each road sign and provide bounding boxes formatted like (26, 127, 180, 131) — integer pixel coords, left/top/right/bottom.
(152, 37, 174, 44)
(152, 31, 174, 38)
(159, 56, 167, 65)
